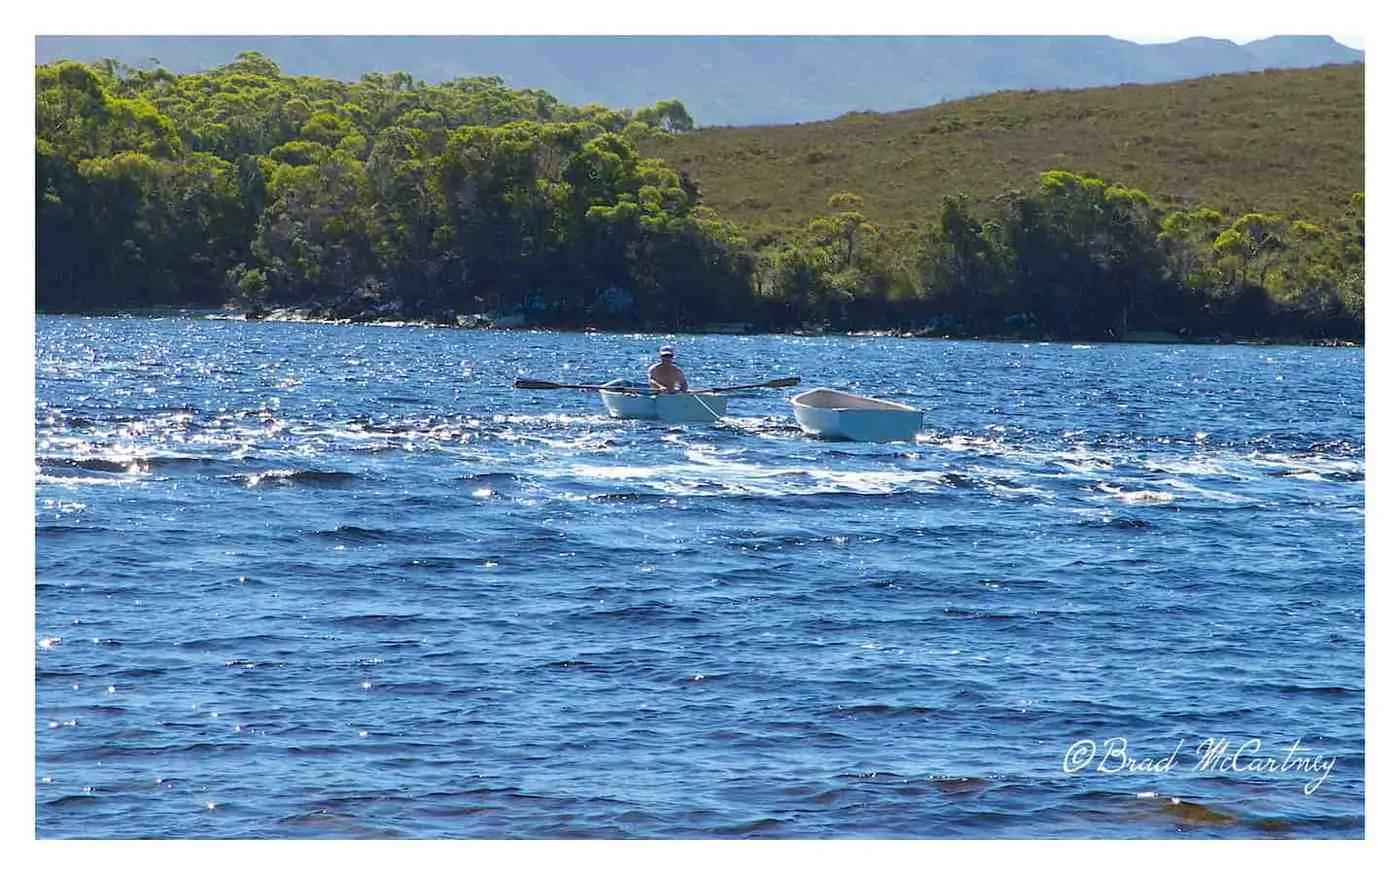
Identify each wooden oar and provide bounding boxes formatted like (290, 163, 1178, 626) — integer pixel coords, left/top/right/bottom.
(513, 376, 799, 393)
(690, 376, 801, 393)
(513, 378, 649, 392)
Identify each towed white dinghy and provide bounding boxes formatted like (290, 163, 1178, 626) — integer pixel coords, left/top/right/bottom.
(599, 380, 729, 423)
(790, 388, 923, 442)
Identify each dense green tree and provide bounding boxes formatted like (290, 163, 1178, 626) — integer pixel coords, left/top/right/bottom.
(634, 99, 695, 133)
(253, 152, 375, 304)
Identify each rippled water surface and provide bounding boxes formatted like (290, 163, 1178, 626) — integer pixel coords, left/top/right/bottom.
(35, 316, 1364, 838)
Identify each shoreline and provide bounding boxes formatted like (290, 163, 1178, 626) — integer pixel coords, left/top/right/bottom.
(35, 307, 1363, 349)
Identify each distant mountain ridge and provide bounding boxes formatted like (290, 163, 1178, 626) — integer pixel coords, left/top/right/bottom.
(35, 35, 1363, 126)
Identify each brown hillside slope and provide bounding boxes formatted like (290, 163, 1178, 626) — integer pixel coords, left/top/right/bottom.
(638, 64, 1363, 241)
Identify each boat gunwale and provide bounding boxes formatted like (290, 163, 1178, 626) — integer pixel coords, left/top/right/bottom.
(790, 387, 923, 414)
(598, 379, 725, 401)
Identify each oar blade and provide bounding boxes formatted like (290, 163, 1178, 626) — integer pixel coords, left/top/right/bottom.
(765, 376, 801, 389)
(513, 378, 566, 390)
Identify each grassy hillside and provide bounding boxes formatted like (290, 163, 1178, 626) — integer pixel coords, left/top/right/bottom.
(638, 65, 1364, 242)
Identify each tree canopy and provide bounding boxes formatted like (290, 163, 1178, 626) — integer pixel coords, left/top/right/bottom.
(36, 55, 1363, 341)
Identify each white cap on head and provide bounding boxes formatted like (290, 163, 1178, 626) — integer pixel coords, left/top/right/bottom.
(659, 345, 675, 357)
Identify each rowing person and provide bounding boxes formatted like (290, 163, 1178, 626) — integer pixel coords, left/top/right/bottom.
(647, 345, 689, 394)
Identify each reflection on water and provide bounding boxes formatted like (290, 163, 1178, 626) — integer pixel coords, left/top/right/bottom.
(36, 317, 1364, 837)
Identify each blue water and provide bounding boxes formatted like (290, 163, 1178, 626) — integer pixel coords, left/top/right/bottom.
(35, 316, 1364, 838)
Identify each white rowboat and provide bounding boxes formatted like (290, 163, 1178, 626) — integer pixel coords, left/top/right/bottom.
(599, 380, 729, 423)
(790, 388, 923, 442)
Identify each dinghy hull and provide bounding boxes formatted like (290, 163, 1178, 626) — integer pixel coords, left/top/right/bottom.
(791, 388, 923, 442)
(599, 380, 728, 423)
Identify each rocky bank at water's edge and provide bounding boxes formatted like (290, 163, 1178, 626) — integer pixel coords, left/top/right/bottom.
(37, 303, 1361, 347)
(234, 305, 1367, 347)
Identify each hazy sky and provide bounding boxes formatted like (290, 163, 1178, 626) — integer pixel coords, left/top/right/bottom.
(25, 0, 1369, 50)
